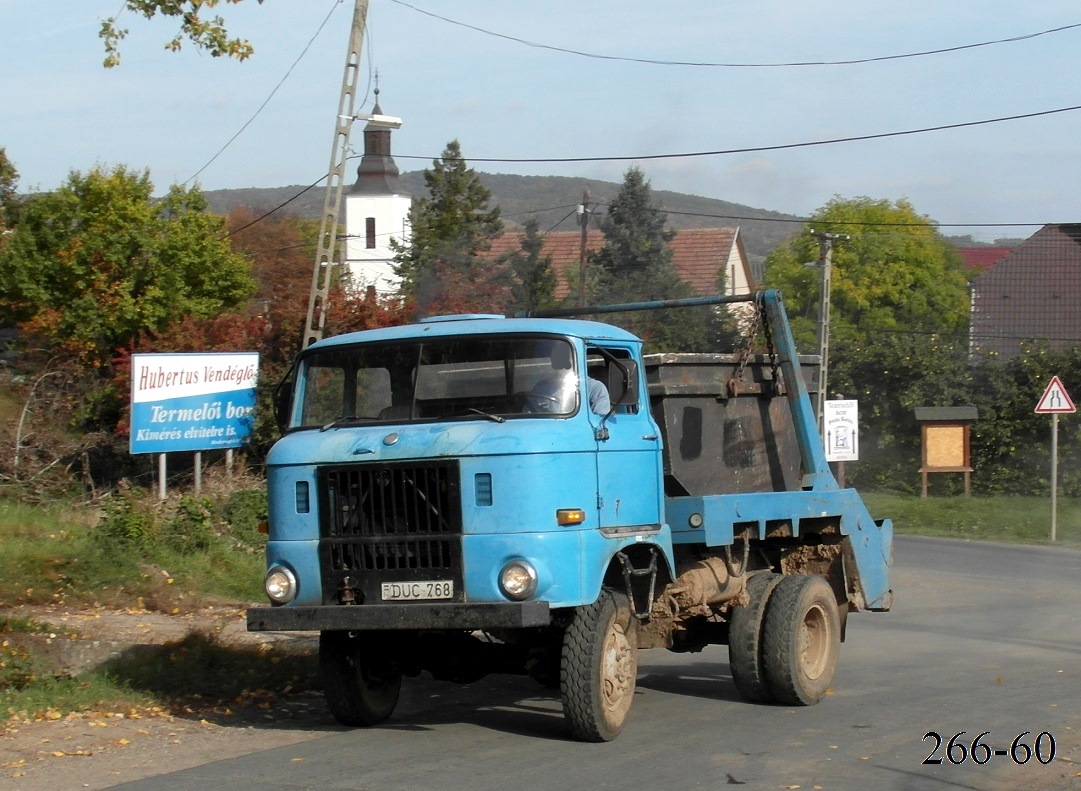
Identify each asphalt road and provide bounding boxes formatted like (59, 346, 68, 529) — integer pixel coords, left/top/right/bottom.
(114, 536, 1081, 791)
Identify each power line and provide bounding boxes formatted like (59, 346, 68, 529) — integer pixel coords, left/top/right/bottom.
(394, 102, 1081, 165)
(660, 207, 1049, 229)
(223, 176, 326, 239)
(183, 0, 343, 186)
(389, 1, 1081, 68)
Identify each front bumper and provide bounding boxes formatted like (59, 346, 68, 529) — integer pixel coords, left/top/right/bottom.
(247, 601, 551, 632)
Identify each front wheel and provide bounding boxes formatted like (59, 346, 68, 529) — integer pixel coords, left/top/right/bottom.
(761, 574, 841, 705)
(320, 631, 402, 726)
(560, 589, 638, 741)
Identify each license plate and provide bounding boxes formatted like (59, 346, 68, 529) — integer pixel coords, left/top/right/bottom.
(380, 580, 454, 601)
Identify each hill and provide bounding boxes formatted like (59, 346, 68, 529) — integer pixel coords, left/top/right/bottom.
(202, 172, 802, 266)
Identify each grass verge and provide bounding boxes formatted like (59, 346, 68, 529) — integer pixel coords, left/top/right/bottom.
(0, 481, 307, 727)
(0, 484, 266, 610)
(861, 491, 1081, 547)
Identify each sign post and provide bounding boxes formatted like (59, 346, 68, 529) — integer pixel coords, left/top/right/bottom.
(1034, 376, 1076, 542)
(824, 399, 859, 487)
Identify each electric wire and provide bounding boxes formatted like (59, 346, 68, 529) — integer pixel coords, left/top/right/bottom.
(389, 1, 1081, 68)
(222, 175, 326, 239)
(394, 103, 1081, 165)
(182, 0, 343, 186)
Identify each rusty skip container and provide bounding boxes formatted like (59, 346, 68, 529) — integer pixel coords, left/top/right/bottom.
(645, 352, 821, 497)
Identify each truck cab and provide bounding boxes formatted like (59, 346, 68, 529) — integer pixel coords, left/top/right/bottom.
(258, 314, 669, 618)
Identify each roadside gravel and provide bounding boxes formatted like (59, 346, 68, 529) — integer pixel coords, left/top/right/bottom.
(0, 605, 329, 790)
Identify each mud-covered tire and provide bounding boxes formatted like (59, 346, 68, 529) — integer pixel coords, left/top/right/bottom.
(560, 589, 638, 742)
(728, 571, 782, 703)
(761, 574, 840, 706)
(320, 631, 402, 726)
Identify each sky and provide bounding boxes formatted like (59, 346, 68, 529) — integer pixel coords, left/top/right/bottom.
(4, 1, 1081, 243)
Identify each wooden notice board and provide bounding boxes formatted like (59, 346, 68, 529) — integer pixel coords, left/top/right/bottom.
(915, 406, 978, 497)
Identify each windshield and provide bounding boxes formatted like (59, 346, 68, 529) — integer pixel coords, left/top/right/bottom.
(293, 335, 580, 429)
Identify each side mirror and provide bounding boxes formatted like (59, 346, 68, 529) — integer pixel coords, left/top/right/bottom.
(274, 373, 295, 434)
(607, 359, 639, 406)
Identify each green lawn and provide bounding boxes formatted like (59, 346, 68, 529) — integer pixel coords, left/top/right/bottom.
(861, 491, 1081, 548)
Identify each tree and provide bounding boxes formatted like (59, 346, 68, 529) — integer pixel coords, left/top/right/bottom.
(508, 215, 558, 313)
(0, 147, 17, 238)
(590, 167, 720, 351)
(0, 165, 255, 366)
(226, 206, 317, 365)
(392, 140, 506, 316)
(764, 196, 970, 351)
(100, 0, 264, 68)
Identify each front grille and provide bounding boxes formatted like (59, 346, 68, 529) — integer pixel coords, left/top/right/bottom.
(329, 538, 454, 572)
(318, 461, 463, 604)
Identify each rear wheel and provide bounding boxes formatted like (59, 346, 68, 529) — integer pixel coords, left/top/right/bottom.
(728, 571, 782, 703)
(761, 574, 840, 705)
(320, 631, 402, 726)
(560, 589, 638, 741)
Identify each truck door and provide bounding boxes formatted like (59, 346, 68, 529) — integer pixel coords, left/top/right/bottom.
(587, 345, 663, 531)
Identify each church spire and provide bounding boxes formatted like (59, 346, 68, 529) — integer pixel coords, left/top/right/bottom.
(351, 86, 405, 196)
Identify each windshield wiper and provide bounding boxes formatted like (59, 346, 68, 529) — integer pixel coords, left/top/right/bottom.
(447, 408, 505, 423)
(320, 415, 372, 432)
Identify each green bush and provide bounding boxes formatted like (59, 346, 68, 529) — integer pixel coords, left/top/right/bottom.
(94, 485, 159, 549)
(0, 480, 267, 610)
(162, 496, 216, 554)
(831, 333, 1081, 497)
(214, 487, 267, 551)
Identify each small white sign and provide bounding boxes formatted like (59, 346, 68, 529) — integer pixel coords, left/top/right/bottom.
(1035, 376, 1076, 414)
(824, 399, 859, 462)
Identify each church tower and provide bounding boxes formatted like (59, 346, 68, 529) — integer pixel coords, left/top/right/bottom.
(342, 88, 411, 294)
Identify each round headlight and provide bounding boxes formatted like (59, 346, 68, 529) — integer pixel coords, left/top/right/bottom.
(499, 560, 538, 601)
(264, 565, 297, 604)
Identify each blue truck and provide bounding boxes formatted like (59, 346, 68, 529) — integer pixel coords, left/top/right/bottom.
(247, 290, 893, 741)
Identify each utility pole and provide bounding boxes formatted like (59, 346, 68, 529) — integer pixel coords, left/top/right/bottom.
(577, 189, 591, 308)
(303, 0, 369, 348)
(809, 231, 847, 437)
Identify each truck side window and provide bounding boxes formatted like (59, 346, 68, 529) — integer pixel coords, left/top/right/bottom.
(587, 347, 638, 415)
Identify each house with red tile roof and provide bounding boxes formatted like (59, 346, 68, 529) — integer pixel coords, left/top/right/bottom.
(486, 226, 754, 302)
(954, 247, 1011, 275)
(970, 225, 1081, 358)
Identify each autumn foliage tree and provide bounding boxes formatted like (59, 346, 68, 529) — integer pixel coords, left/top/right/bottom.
(0, 165, 254, 368)
(225, 206, 316, 365)
(225, 205, 406, 352)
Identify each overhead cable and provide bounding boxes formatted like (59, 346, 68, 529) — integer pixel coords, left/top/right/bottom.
(183, 0, 343, 186)
(389, 1, 1081, 68)
(395, 103, 1081, 165)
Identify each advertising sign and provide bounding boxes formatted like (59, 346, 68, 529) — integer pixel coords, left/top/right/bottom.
(824, 399, 859, 462)
(130, 353, 259, 455)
